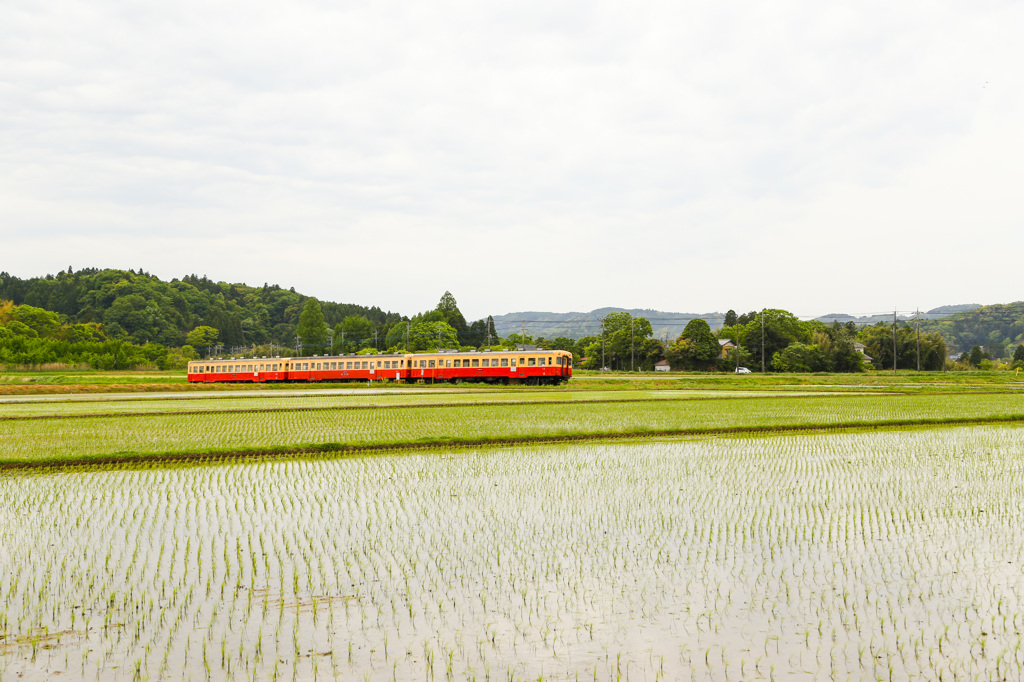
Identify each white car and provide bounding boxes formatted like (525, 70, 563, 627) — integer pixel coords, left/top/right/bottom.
(735, 367, 751, 374)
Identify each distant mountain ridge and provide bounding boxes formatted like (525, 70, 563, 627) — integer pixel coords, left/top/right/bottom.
(495, 305, 984, 341)
(492, 309, 726, 342)
(813, 304, 981, 326)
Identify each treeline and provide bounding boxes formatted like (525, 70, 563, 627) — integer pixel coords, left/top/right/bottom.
(560, 309, 956, 372)
(919, 301, 1024, 358)
(0, 268, 401, 349)
(0, 300, 181, 369)
(3, 268, 1023, 373)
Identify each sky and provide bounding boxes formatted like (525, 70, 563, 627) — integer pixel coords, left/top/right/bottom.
(2, 0, 1022, 321)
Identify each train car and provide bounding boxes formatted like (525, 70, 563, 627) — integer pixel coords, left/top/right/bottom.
(187, 349, 573, 385)
(406, 349, 572, 385)
(284, 354, 410, 382)
(186, 358, 291, 383)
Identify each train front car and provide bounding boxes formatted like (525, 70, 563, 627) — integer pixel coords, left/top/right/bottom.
(404, 349, 571, 385)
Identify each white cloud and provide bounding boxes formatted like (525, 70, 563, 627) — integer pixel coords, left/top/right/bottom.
(2, 0, 1022, 320)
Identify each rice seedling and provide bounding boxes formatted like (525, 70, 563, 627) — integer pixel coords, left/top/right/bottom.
(3, 419, 1024, 677)
(2, 392, 1024, 465)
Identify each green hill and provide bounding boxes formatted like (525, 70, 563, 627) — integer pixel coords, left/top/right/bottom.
(0, 268, 401, 349)
(919, 301, 1024, 356)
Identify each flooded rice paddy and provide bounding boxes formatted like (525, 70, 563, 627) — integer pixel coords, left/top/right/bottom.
(3, 425, 1024, 680)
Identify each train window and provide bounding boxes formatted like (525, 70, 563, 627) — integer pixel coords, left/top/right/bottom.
(428, 360, 435, 368)
(272, 364, 278, 371)
(502, 358, 509, 367)
(482, 359, 489, 367)
(472, 359, 479, 367)
(453, 359, 460, 368)
(362, 361, 368, 369)
(528, 358, 536, 366)
(384, 361, 390, 369)
(445, 360, 450, 367)
(519, 358, 525, 366)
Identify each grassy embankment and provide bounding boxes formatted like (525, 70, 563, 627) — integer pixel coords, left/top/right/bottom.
(2, 387, 1024, 467)
(2, 367, 1023, 395)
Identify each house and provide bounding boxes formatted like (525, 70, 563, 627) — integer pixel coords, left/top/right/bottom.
(853, 341, 874, 363)
(718, 339, 736, 359)
(654, 359, 671, 372)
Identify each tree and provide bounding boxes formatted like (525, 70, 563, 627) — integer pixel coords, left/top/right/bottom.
(9, 304, 61, 338)
(296, 298, 329, 354)
(969, 345, 986, 368)
(737, 309, 808, 371)
(334, 315, 374, 353)
(771, 342, 826, 372)
(1013, 344, 1024, 366)
(0, 299, 15, 324)
(724, 310, 737, 327)
(185, 326, 219, 348)
(407, 321, 458, 351)
(666, 318, 720, 370)
(600, 312, 653, 371)
(436, 292, 468, 337)
(859, 323, 947, 371)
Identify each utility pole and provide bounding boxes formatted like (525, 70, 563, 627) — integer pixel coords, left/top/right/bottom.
(892, 310, 897, 375)
(916, 309, 921, 372)
(406, 321, 410, 351)
(373, 328, 378, 350)
(735, 328, 741, 372)
(601, 317, 606, 370)
(760, 310, 765, 373)
(328, 329, 333, 355)
(630, 318, 635, 372)
(437, 323, 442, 350)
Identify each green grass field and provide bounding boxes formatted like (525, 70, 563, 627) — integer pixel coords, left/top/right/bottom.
(2, 367, 1023, 395)
(2, 387, 1023, 466)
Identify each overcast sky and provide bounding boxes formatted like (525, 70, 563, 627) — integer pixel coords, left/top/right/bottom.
(2, 0, 1022, 321)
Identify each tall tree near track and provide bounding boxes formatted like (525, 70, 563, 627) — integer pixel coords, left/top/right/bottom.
(296, 298, 329, 354)
(666, 318, 720, 370)
(436, 292, 468, 335)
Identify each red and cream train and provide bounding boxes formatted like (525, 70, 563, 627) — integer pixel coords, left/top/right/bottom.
(187, 348, 573, 385)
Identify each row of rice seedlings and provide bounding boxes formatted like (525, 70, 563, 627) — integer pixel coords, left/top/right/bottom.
(2, 424, 1024, 678)
(3, 392, 1024, 463)
(1, 388, 672, 420)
